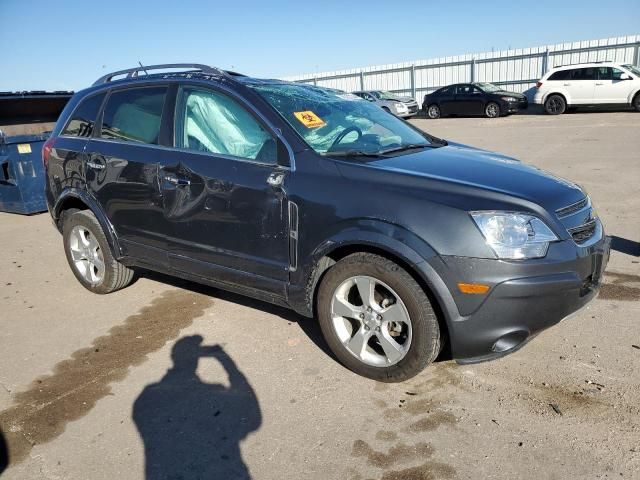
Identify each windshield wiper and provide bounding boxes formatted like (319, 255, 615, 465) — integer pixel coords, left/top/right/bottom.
(322, 149, 383, 158)
(377, 143, 434, 155)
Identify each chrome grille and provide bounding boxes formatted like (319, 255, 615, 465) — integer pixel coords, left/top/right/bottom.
(556, 197, 588, 218)
(568, 220, 597, 244)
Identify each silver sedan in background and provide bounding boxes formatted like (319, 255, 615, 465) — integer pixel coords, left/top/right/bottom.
(352, 90, 419, 118)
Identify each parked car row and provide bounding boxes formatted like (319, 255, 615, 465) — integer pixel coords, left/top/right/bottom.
(419, 61, 640, 118)
(351, 61, 640, 120)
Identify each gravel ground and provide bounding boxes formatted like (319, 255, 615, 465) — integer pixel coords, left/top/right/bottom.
(0, 112, 638, 480)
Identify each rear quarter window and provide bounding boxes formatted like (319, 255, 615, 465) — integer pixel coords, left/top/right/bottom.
(62, 93, 106, 137)
(548, 70, 570, 81)
(101, 87, 167, 144)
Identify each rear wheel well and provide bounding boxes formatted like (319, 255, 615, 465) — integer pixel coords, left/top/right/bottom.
(310, 244, 450, 357)
(55, 197, 89, 231)
(545, 92, 567, 105)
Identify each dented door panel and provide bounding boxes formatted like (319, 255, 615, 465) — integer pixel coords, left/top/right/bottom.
(161, 151, 289, 287)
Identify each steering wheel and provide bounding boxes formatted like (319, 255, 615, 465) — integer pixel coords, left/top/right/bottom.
(329, 126, 363, 151)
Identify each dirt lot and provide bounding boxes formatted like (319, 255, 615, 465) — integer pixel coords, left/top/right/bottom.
(1, 112, 639, 480)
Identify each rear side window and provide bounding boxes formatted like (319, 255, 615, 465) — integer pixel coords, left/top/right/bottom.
(571, 68, 596, 81)
(101, 87, 167, 144)
(175, 87, 276, 164)
(548, 70, 571, 81)
(62, 93, 105, 137)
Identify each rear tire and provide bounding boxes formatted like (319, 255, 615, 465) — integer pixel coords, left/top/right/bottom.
(317, 253, 441, 382)
(633, 93, 640, 112)
(544, 94, 566, 115)
(426, 104, 441, 119)
(63, 210, 134, 294)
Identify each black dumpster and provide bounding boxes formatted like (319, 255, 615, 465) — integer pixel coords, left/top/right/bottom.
(0, 91, 72, 214)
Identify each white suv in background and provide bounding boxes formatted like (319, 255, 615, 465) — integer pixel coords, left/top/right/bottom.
(534, 62, 640, 114)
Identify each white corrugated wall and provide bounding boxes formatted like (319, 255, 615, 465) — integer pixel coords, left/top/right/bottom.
(283, 35, 640, 100)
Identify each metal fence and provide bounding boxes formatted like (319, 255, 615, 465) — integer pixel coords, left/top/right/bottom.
(283, 35, 640, 102)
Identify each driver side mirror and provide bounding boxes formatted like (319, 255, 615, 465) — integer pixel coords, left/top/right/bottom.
(620, 73, 632, 80)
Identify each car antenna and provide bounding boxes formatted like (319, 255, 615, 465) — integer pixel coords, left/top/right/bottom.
(138, 61, 149, 77)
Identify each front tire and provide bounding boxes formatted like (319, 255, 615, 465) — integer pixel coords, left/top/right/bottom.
(485, 102, 501, 118)
(544, 94, 566, 115)
(63, 210, 134, 294)
(633, 93, 640, 112)
(317, 253, 441, 382)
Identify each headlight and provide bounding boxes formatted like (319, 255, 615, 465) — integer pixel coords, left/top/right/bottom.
(501, 96, 517, 102)
(395, 103, 408, 111)
(471, 212, 558, 259)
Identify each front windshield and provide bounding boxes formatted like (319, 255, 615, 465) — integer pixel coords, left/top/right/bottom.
(249, 83, 433, 155)
(475, 82, 502, 93)
(623, 64, 640, 76)
(371, 90, 402, 101)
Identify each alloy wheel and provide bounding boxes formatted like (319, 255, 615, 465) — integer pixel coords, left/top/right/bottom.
(68, 225, 105, 285)
(330, 275, 412, 367)
(428, 105, 440, 119)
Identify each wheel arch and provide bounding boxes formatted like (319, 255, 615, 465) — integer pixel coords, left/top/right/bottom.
(303, 228, 456, 354)
(544, 90, 570, 106)
(53, 188, 122, 258)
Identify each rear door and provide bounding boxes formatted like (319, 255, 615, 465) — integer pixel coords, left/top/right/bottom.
(162, 84, 290, 295)
(566, 68, 597, 104)
(85, 85, 173, 262)
(594, 67, 634, 104)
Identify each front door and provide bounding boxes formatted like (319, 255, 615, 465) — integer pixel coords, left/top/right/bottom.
(453, 85, 485, 115)
(162, 85, 290, 295)
(594, 67, 635, 104)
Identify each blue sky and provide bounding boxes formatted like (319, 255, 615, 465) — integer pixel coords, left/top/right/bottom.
(1, 0, 638, 92)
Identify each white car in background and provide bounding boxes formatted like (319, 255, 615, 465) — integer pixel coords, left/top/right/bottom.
(352, 90, 419, 118)
(534, 62, 640, 114)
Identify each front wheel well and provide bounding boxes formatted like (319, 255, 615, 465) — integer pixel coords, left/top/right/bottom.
(310, 244, 450, 358)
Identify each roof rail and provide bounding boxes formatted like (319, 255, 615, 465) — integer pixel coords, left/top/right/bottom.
(553, 60, 614, 68)
(92, 63, 234, 86)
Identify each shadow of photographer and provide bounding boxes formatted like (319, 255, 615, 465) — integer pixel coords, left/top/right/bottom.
(133, 335, 261, 479)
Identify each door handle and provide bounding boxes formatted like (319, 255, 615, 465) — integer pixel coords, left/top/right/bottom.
(595, 82, 604, 86)
(563, 83, 571, 86)
(164, 174, 190, 186)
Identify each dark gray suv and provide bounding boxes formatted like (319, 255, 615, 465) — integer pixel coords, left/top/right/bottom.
(44, 64, 610, 381)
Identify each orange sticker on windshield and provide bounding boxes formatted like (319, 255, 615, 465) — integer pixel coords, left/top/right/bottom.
(293, 111, 326, 128)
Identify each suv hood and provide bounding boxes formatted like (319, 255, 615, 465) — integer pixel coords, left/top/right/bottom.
(359, 143, 584, 211)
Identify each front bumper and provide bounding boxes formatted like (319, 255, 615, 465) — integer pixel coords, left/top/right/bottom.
(504, 98, 528, 113)
(429, 232, 610, 363)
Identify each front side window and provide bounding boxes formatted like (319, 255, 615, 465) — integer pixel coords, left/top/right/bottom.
(249, 82, 434, 155)
(175, 87, 276, 163)
(62, 93, 105, 137)
(101, 87, 167, 144)
(611, 68, 626, 80)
